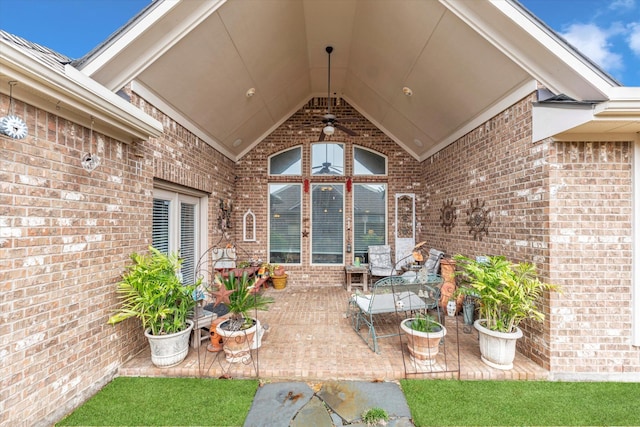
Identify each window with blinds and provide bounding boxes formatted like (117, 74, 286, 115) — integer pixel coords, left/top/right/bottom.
(311, 184, 344, 264)
(353, 184, 387, 261)
(152, 188, 202, 285)
(152, 198, 170, 254)
(180, 202, 196, 285)
(269, 183, 301, 264)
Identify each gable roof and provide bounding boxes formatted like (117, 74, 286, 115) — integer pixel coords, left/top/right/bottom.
(4, 0, 640, 156)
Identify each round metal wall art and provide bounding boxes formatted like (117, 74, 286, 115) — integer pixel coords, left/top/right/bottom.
(440, 199, 456, 232)
(0, 115, 28, 139)
(466, 198, 490, 241)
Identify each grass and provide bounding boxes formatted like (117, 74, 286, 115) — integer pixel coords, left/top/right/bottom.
(401, 379, 640, 426)
(56, 377, 640, 426)
(56, 377, 258, 427)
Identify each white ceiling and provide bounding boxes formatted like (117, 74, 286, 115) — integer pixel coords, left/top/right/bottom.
(81, 0, 621, 161)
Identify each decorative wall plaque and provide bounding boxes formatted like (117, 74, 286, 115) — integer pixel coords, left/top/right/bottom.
(439, 199, 456, 232)
(466, 198, 490, 241)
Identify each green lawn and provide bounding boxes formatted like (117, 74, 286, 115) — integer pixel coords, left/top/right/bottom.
(57, 377, 258, 427)
(57, 377, 640, 426)
(401, 379, 640, 426)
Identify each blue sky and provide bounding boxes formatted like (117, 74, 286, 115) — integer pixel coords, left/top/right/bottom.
(0, 0, 639, 87)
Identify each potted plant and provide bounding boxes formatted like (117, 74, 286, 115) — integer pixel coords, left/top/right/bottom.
(453, 254, 560, 370)
(211, 270, 274, 362)
(108, 246, 199, 367)
(400, 313, 447, 368)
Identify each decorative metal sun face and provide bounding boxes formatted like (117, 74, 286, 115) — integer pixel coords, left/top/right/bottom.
(440, 199, 456, 233)
(466, 198, 490, 240)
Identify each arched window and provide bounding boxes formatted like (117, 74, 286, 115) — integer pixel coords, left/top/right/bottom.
(269, 146, 302, 175)
(354, 146, 387, 175)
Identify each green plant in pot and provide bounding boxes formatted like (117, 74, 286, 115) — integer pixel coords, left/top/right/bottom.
(453, 254, 560, 370)
(211, 270, 274, 362)
(108, 246, 199, 367)
(400, 313, 447, 368)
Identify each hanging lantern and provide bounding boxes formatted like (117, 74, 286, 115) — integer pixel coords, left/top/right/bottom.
(304, 178, 309, 193)
(346, 177, 352, 192)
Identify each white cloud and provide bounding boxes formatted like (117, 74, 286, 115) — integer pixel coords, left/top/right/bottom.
(560, 23, 624, 71)
(609, 0, 635, 11)
(629, 23, 640, 56)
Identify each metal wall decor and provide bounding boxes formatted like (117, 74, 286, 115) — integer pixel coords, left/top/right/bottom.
(217, 198, 233, 231)
(439, 199, 457, 232)
(0, 81, 28, 140)
(466, 198, 491, 240)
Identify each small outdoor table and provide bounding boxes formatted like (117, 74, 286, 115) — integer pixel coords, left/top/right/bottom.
(344, 264, 369, 292)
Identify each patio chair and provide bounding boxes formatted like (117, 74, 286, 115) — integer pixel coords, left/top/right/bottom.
(349, 275, 442, 353)
(368, 245, 396, 281)
(400, 248, 445, 284)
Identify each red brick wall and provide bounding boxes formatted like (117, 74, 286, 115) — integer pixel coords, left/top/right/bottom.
(547, 140, 635, 377)
(420, 93, 638, 375)
(0, 91, 236, 426)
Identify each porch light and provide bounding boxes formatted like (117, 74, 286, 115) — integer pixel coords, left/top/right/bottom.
(323, 124, 335, 136)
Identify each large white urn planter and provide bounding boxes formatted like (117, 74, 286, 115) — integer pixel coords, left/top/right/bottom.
(144, 320, 194, 368)
(474, 319, 522, 370)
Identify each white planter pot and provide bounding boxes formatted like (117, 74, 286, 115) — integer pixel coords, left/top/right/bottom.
(474, 319, 522, 370)
(400, 318, 447, 369)
(144, 320, 194, 368)
(216, 318, 265, 363)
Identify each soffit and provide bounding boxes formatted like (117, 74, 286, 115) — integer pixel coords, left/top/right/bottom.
(81, 0, 621, 161)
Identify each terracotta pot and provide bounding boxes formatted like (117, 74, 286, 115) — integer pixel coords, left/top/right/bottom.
(400, 318, 447, 368)
(272, 274, 287, 290)
(216, 318, 265, 363)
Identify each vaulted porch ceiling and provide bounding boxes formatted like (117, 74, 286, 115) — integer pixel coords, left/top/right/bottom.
(79, 0, 620, 162)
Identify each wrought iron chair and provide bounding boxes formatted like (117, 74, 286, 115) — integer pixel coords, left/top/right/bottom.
(349, 274, 442, 353)
(368, 245, 396, 282)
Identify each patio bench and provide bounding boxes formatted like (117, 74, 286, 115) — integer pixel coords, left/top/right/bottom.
(348, 274, 442, 353)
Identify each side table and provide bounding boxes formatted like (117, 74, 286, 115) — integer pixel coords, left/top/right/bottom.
(189, 309, 217, 349)
(344, 264, 369, 292)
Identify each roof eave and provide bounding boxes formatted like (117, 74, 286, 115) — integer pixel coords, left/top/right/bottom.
(0, 38, 162, 143)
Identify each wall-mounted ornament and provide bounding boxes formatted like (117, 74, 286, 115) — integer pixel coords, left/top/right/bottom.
(217, 198, 233, 231)
(466, 198, 491, 241)
(440, 199, 457, 233)
(243, 209, 256, 242)
(81, 117, 101, 172)
(0, 81, 28, 139)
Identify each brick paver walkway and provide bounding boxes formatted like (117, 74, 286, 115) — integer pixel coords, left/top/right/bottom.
(119, 285, 549, 381)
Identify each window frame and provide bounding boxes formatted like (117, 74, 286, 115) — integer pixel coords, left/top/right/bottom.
(152, 185, 208, 285)
(310, 183, 345, 266)
(268, 183, 302, 265)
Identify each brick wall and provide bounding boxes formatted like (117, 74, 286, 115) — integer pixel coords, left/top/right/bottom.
(547, 141, 636, 378)
(0, 91, 236, 426)
(234, 97, 421, 286)
(420, 93, 638, 375)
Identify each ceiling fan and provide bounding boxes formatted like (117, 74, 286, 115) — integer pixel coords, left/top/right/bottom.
(315, 46, 359, 142)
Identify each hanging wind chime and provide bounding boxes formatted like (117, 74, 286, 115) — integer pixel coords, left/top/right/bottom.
(0, 81, 28, 139)
(81, 117, 101, 172)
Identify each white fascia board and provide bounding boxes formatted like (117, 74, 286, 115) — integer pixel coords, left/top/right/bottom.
(597, 87, 640, 115)
(0, 39, 162, 142)
(531, 103, 594, 143)
(81, 0, 227, 91)
(79, 0, 181, 77)
(441, 0, 616, 100)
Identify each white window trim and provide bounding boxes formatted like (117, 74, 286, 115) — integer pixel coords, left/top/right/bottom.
(310, 183, 345, 266)
(267, 183, 302, 265)
(153, 185, 208, 272)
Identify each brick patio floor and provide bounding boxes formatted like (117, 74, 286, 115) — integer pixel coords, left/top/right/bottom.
(119, 285, 549, 381)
